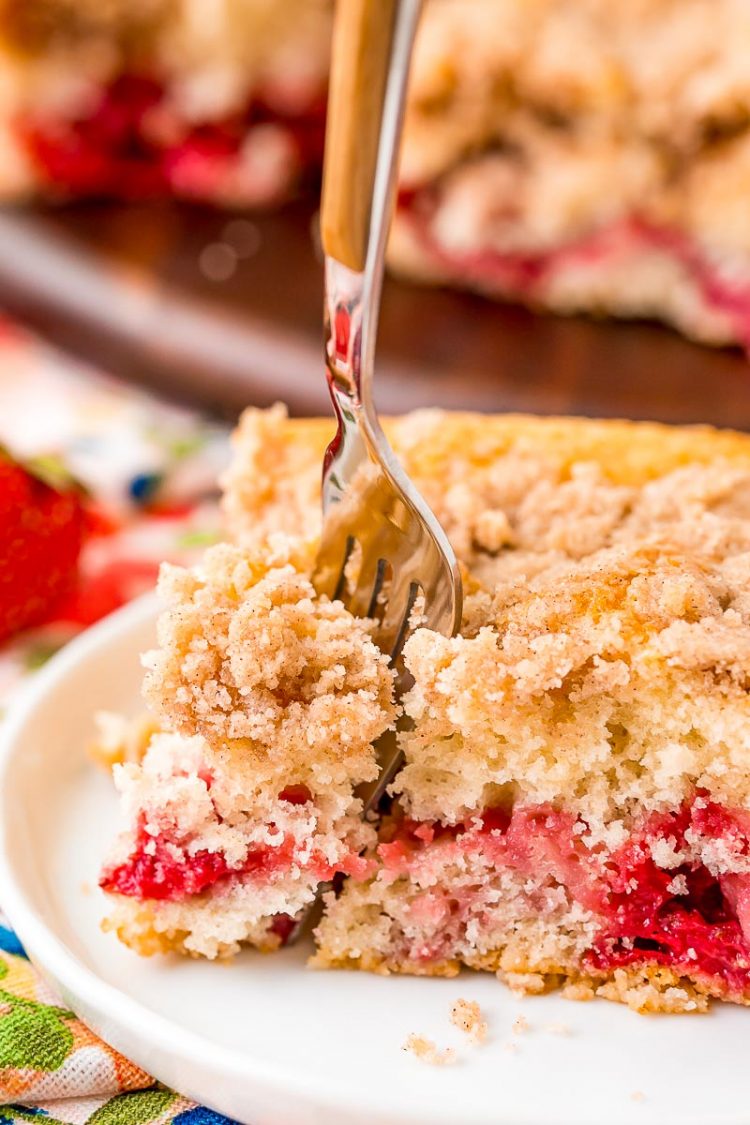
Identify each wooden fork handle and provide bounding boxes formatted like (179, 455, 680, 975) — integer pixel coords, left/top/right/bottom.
(320, 0, 400, 272)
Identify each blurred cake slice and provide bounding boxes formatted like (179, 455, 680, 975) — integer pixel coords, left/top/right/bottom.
(7, 0, 750, 356)
(393, 0, 750, 353)
(0, 0, 330, 203)
(100, 540, 395, 957)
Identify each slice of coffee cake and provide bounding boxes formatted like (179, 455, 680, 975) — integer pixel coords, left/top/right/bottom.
(103, 407, 750, 1011)
(100, 539, 396, 957)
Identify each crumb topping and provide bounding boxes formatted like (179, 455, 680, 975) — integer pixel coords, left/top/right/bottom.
(220, 404, 324, 551)
(143, 540, 396, 801)
(103, 522, 396, 960)
(397, 532, 750, 837)
(222, 407, 750, 842)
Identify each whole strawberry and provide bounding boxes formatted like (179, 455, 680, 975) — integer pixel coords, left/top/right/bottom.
(0, 453, 85, 642)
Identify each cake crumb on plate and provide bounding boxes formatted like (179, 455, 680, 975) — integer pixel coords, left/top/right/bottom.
(449, 998, 488, 1044)
(403, 1033, 456, 1066)
(512, 1014, 530, 1035)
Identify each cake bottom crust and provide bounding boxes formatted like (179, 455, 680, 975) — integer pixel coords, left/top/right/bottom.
(102, 895, 296, 960)
(316, 945, 736, 1014)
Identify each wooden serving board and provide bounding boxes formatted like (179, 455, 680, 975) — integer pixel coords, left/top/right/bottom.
(0, 199, 746, 425)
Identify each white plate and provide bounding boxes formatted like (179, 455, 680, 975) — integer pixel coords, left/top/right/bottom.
(0, 595, 747, 1125)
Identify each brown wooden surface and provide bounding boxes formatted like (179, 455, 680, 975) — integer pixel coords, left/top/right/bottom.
(0, 199, 747, 426)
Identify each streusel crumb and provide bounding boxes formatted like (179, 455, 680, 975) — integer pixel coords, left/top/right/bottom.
(403, 1034, 456, 1066)
(449, 998, 488, 1044)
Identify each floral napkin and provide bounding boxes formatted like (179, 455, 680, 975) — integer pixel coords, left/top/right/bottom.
(0, 321, 237, 1125)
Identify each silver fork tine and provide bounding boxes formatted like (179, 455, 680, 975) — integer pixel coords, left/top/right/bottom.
(380, 578, 421, 660)
(364, 558, 391, 620)
(287, 0, 462, 943)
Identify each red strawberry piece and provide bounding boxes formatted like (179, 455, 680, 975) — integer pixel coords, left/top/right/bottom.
(0, 453, 85, 642)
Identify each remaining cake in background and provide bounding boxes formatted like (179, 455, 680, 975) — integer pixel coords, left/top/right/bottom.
(100, 405, 750, 1013)
(0, 0, 330, 203)
(395, 0, 750, 353)
(5, 0, 750, 355)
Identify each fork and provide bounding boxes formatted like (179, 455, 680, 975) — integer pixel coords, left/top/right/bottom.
(312, 0, 463, 811)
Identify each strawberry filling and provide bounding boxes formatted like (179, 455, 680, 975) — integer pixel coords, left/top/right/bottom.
(19, 73, 326, 201)
(401, 192, 750, 351)
(379, 804, 605, 914)
(99, 816, 302, 901)
(382, 795, 750, 993)
(588, 801, 750, 994)
(101, 827, 238, 900)
(100, 779, 373, 911)
(268, 913, 298, 943)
